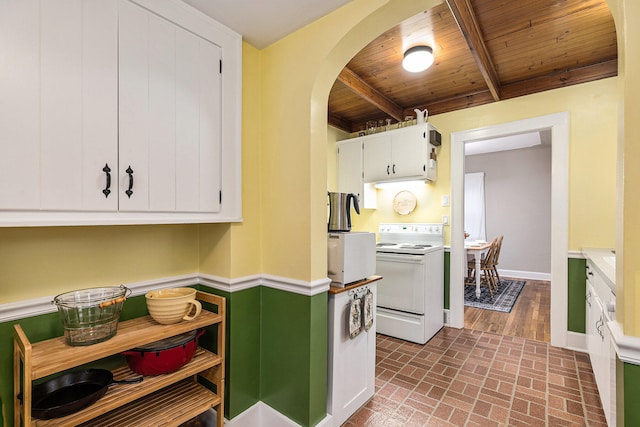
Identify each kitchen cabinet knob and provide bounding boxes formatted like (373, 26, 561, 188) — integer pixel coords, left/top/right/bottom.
(125, 166, 134, 198)
(102, 164, 111, 198)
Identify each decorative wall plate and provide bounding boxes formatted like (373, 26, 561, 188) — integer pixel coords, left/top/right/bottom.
(393, 190, 417, 215)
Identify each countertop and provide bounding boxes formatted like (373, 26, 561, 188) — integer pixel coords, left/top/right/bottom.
(328, 275, 382, 295)
(582, 247, 616, 295)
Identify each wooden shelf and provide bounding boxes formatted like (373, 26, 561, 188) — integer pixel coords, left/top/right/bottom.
(23, 310, 223, 380)
(79, 380, 219, 427)
(15, 291, 226, 427)
(32, 348, 221, 426)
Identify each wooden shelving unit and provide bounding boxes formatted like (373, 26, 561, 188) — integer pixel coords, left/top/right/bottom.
(14, 291, 225, 427)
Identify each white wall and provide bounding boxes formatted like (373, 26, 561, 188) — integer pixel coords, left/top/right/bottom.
(465, 143, 552, 276)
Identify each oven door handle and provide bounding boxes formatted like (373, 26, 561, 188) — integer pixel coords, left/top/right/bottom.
(376, 253, 425, 263)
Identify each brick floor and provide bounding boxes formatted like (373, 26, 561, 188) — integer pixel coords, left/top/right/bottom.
(344, 328, 607, 426)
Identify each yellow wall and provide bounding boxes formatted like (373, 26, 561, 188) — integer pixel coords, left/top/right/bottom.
(0, 225, 199, 304)
(343, 78, 618, 249)
(199, 42, 263, 279)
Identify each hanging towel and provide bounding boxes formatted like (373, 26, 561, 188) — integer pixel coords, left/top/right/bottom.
(348, 297, 362, 339)
(363, 289, 374, 332)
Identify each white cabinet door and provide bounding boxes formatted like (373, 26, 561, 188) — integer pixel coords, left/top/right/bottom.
(0, 1, 41, 210)
(390, 127, 428, 179)
(0, 0, 118, 212)
(118, 0, 222, 213)
(337, 140, 363, 202)
(327, 284, 376, 426)
(362, 134, 392, 182)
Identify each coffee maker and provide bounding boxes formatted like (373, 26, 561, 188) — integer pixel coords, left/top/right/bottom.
(327, 192, 359, 232)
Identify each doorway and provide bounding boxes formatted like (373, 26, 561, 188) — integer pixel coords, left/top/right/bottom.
(449, 112, 569, 348)
(462, 130, 552, 341)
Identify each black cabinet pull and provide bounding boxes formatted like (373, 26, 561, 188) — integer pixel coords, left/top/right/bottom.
(102, 164, 111, 198)
(125, 166, 134, 198)
(392, 164, 396, 174)
(387, 165, 390, 175)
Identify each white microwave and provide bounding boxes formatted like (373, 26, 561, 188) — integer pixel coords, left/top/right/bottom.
(327, 232, 375, 286)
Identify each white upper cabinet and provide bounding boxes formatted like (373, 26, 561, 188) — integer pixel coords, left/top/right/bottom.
(0, 0, 118, 212)
(362, 124, 438, 183)
(118, 0, 222, 213)
(0, 0, 241, 226)
(337, 139, 364, 202)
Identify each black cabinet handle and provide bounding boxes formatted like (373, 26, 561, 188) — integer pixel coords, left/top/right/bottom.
(102, 164, 111, 198)
(392, 164, 396, 174)
(125, 166, 134, 198)
(387, 165, 390, 175)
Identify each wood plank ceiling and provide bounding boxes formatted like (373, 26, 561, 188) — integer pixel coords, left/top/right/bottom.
(328, 0, 617, 133)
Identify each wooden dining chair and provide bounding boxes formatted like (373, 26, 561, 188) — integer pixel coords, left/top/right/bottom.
(492, 235, 504, 285)
(467, 237, 499, 296)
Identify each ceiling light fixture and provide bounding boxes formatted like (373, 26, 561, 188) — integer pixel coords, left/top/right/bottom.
(402, 45, 434, 73)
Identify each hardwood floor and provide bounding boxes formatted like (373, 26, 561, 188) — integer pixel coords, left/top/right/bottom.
(464, 278, 551, 342)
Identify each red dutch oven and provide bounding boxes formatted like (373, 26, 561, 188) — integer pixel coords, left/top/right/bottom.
(122, 329, 205, 376)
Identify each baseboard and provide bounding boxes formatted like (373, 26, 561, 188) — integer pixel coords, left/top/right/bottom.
(566, 331, 587, 353)
(225, 402, 333, 427)
(498, 269, 551, 281)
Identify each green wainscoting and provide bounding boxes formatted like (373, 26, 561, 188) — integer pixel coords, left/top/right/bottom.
(1, 285, 328, 427)
(622, 361, 640, 425)
(259, 287, 328, 427)
(444, 251, 450, 310)
(199, 285, 260, 419)
(568, 257, 587, 333)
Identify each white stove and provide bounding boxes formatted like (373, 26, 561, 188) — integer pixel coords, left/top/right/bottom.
(375, 223, 444, 344)
(376, 223, 443, 254)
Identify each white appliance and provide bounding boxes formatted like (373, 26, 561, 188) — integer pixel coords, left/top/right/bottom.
(327, 232, 376, 286)
(327, 282, 376, 426)
(375, 223, 444, 344)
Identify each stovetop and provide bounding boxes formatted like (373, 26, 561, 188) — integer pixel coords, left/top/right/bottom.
(376, 223, 444, 255)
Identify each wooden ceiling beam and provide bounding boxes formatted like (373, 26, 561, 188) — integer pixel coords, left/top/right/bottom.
(337, 67, 405, 121)
(446, 0, 501, 101)
(406, 60, 617, 118)
(500, 59, 618, 100)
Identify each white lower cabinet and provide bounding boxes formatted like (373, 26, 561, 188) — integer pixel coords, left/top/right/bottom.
(0, 0, 241, 226)
(328, 281, 377, 426)
(586, 261, 616, 426)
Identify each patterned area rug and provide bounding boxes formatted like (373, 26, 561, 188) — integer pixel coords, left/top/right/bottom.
(464, 279, 526, 312)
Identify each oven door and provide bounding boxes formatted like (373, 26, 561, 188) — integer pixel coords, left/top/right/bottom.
(376, 252, 426, 315)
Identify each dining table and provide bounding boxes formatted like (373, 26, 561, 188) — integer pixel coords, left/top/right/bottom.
(465, 241, 492, 298)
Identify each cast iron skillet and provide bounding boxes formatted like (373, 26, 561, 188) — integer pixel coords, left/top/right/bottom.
(21, 368, 142, 420)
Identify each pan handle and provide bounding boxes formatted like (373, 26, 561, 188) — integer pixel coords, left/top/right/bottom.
(112, 376, 143, 385)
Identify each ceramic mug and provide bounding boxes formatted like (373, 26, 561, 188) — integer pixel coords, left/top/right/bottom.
(145, 287, 202, 325)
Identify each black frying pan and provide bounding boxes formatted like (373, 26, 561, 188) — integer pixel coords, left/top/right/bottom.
(22, 368, 142, 420)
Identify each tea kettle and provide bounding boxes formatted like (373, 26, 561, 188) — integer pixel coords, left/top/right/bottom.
(328, 192, 360, 232)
